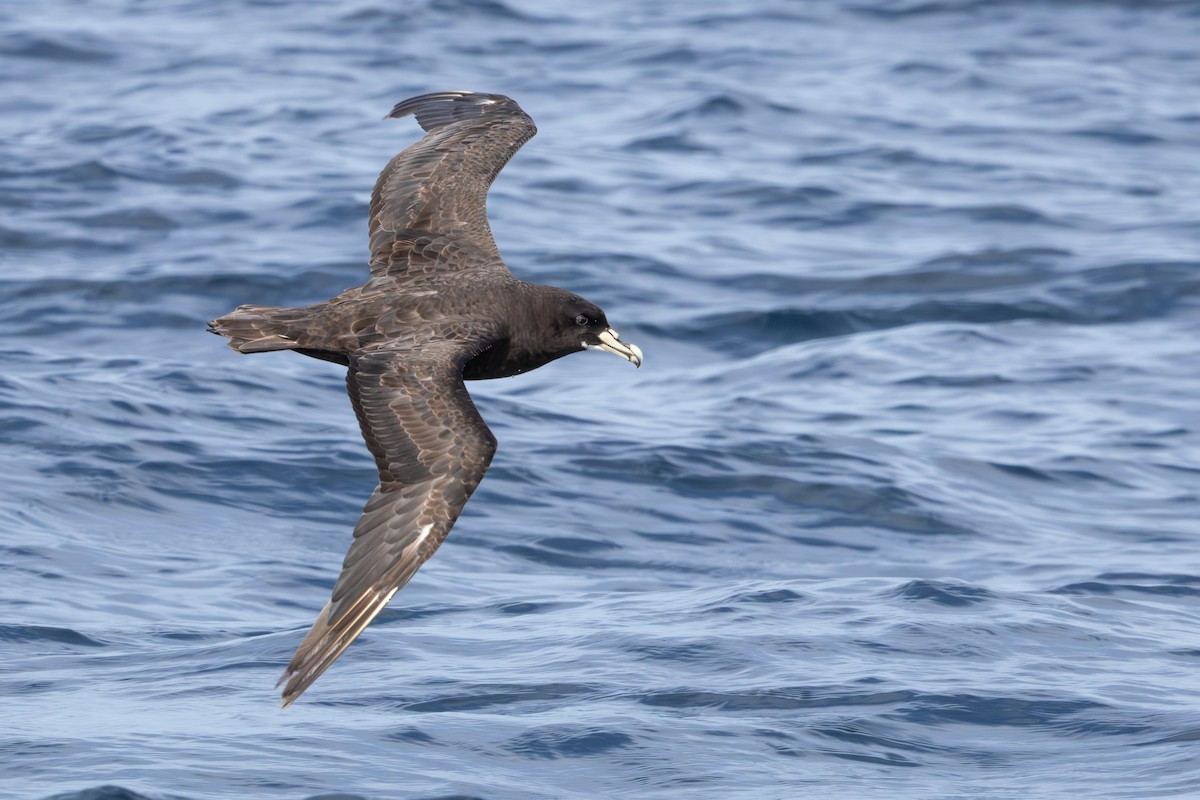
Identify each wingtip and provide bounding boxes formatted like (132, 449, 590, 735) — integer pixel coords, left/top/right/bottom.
(387, 89, 475, 119)
(270, 593, 391, 709)
(385, 90, 520, 132)
(277, 669, 304, 709)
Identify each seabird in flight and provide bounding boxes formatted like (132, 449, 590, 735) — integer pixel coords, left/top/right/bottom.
(210, 91, 642, 707)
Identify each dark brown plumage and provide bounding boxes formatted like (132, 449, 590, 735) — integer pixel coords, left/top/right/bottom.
(209, 91, 642, 707)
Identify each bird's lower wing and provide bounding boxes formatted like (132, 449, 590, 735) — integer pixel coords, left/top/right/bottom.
(278, 344, 497, 707)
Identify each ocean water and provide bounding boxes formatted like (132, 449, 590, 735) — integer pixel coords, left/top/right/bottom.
(3, 0, 1200, 798)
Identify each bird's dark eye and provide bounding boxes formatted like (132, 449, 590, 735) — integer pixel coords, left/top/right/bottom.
(574, 314, 589, 327)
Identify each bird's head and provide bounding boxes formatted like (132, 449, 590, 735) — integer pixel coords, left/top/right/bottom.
(536, 290, 642, 368)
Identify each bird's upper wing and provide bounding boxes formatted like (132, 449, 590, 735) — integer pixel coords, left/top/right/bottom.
(368, 91, 537, 278)
(278, 340, 498, 707)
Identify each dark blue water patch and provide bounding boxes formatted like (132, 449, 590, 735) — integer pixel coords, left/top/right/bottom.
(1052, 579, 1200, 598)
(714, 261, 1057, 301)
(808, 719, 941, 755)
(1140, 728, 1200, 745)
(725, 587, 809, 605)
(43, 788, 179, 800)
(625, 43, 702, 67)
(429, 0, 537, 21)
(0, 623, 106, 648)
(494, 542, 675, 574)
(848, 0, 1197, 20)
(622, 133, 714, 153)
(0, 159, 242, 192)
(525, 176, 603, 195)
(74, 209, 178, 230)
(0, 32, 117, 63)
(570, 445, 731, 486)
(888, 579, 996, 607)
(0, 224, 128, 253)
(633, 528, 729, 548)
(793, 143, 1016, 173)
(501, 726, 634, 759)
(524, 251, 681, 282)
(403, 682, 601, 714)
(668, 271, 1197, 357)
(661, 93, 747, 121)
(664, 179, 841, 215)
(560, 437, 974, 538)
(384, 725, 437, 744)
(0, 159, 122, 184)
(831, 201, 1062, 229)
(918, 245, 1073, 272)
(1068, 126, 1165, 146)
(669, 91, 805, 126)
(1099, 572, 1200, 586)
(626, 640, 729, 663)
(0, 270, 384, 340)
(811, 748, 922, 768)
(286, 195, 370, 228)
(890, 693, 1109, 727)
(64, 124, 177, 147)
(491, 600, 576, 616)
(982, 461, 1139, 489)
(640, 686, 916, 712)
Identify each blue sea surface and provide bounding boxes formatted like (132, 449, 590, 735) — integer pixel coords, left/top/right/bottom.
(4, 1, 1200, 798)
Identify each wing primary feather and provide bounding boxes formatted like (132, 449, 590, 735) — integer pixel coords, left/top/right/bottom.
(278, 586, 401, 708)
(387, 90, 514, 132)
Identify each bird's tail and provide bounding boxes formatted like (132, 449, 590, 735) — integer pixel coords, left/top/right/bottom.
(208, 305, 303, 354)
